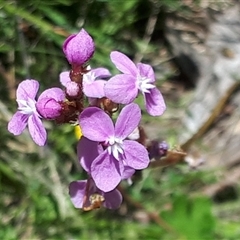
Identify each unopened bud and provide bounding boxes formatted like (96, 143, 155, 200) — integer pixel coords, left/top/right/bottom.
(63, 28, 95, 66)
(66, 81, 80, 97)
(37, 97, 62, 119)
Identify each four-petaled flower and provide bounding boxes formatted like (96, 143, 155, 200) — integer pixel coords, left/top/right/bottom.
(77, 136, 135, 180)
(8, 79, 47, 146)
(105, 51, 166, 116)
(60, 67, 111, 99)
(79, 103, 149, 192)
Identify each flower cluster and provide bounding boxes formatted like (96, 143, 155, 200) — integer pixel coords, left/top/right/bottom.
(8, 28, 166, 211)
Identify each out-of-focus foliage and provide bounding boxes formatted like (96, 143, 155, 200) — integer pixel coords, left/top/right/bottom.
(0, 0, 240, 239)
(162, 195, 215, 239)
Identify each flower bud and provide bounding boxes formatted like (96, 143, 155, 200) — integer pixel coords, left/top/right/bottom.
(63, 28, 95, 66)
(36, 97, 62, 119)
(66, 81, 80, 97)
(148, 140, 169, 160)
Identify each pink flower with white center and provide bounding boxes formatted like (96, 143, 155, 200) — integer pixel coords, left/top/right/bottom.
(79, 103, 149, 192)
(8, 79, 47, 146)
(82, 67, 110, 98)
(77, 136, 135, 179)
(60, 67, 111, 98)
(70, 137, 132, 210)
(63, 28, 95, 66)
(105, 51, 166, 116)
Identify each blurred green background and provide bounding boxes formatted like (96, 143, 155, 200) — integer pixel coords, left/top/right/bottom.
(0, 0, 240, 239)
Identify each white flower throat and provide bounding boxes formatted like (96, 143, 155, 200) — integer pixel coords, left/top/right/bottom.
(107, 136, 124, 160)
(137, 75, 155, 93)
(17, 97, 36, 115)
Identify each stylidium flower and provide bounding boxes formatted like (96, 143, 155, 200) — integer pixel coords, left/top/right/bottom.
(72, 138, 124, 210)
(36, 87, 65, 119)
(60, 67, 111, 98)
(79, 103, 149, 192)
(82, 67, 110, 98)
(8, 79, 47, 146)
(77, 136, 135, 178)
(105, 51, 166, 116)
(63, 28, 95, 66)
(69, 178, 122, 210)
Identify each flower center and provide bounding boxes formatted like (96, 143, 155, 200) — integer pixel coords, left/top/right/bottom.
(83, 71, 95, 84)
(107, 136, 124, 160)
(137, 75, 155, 93)
(17, 97, 37, 115)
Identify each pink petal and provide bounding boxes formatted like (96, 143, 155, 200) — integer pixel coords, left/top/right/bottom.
(28, 114, 47, 146)
(77, 137, 103, 172)
(79, 107, 114, 142)
(105, 74, 138, 104)
(115, 103, 141, 139)
(144, 88, 166, 116)
(137, 63, 155, 83)
(8, 111, 28, 135)
(17, 79, 39, 101)
(91, 68, 111, 78)
(103, 188, 123, 209)
(110, 51, 137, 76)
(59, 71, 71, 87)
(122, 166, 135, 180)
(83, 80, 106, 98)
(38, 87, 65, 102)
(69, 180, 87, 208)
(123, 140, 149, 169)
(91, 151, 122, 192)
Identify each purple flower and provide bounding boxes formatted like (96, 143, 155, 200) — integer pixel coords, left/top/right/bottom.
(60, 67, 111, 98)
(63, 28, 95, 66)
(79, 103, 149, 192)
(105, 51, 166, 116)
(69, 178, 122, 210)
(36, 87, 65, 119)
(8, 80, 47, 146)
(77, 136, 135, 179)
(82, 67, 110, 98)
